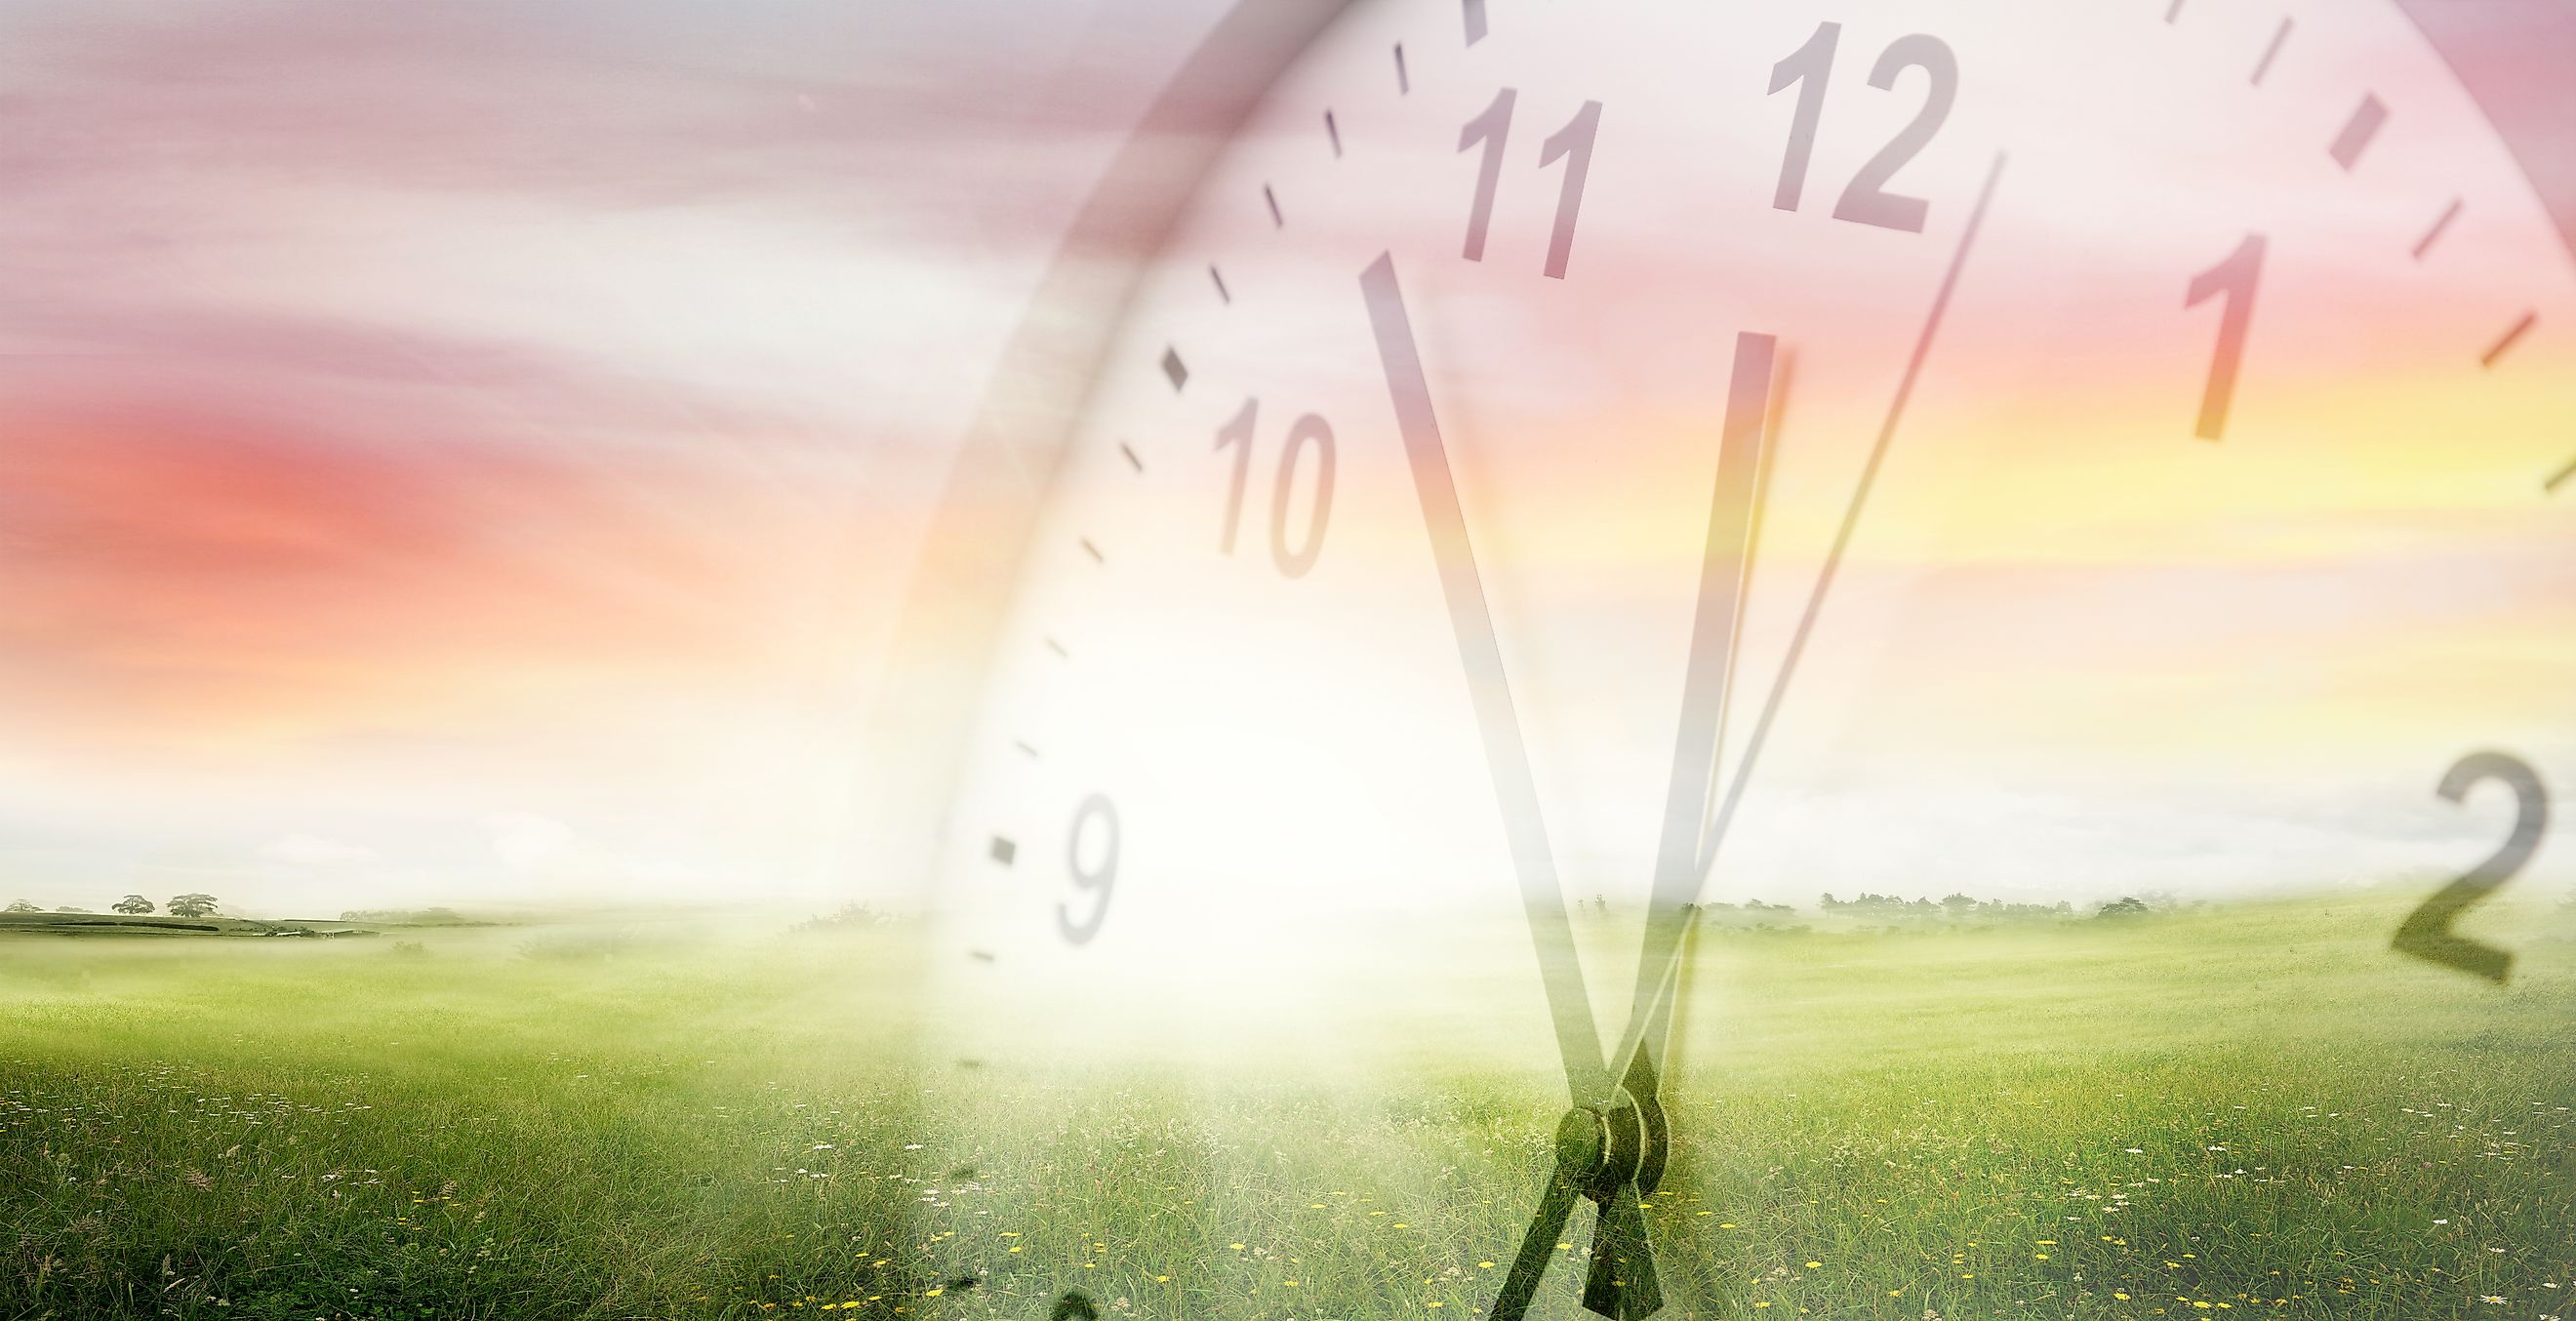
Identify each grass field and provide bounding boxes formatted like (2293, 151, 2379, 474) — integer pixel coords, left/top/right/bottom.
(3, 893, 2571, 1321)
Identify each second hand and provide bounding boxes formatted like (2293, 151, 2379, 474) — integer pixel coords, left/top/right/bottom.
(1602, 151, 2010, 1102)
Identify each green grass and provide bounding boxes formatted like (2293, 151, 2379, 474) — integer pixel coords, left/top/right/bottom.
(3, 895, 2570, 1320)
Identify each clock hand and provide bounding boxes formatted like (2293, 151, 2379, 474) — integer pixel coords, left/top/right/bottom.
(1546, 329, 1781, 1321)
(1361, 250, 1610, 1107)
(1508, 323, 1781, 1321)
(1584, 1184, 1663, 1318)
(1490, 1098, 1665, 1321)
(1368, 252, 1681, 1321)
(1491, 1112, 1596, 1321)
(1625, 901, 1700, 1196)
(1602, 153, 2006, 1103)
(1619, 328, 1780, 1138)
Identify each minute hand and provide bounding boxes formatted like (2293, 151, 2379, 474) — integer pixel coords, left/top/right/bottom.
(1602, 326, 1780, 1131)
(1364, 252, 1609, 1107)
(1603, 154, 2006, 1100)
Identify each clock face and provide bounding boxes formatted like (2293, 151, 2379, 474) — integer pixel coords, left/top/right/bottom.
(910, 0, 2572, 1314)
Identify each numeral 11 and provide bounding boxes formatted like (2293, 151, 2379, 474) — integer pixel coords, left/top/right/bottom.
(1460, 89, 1603, 278)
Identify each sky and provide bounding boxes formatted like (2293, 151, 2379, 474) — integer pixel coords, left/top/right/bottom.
(0, 0, 2569, 923)
(0, 0, 1245, 916)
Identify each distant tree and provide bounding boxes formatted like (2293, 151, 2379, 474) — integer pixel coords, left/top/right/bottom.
(54, 905, 89, 913)
(3, 900, 38, 912)
(1819, 893, 1841, 909)
(788, 903, 898, 934)
(1940, 892, 1978, 918)
(112, 895, 155, 915)
(167, 893, 220, 918)
(2096, 897, 2153, 920)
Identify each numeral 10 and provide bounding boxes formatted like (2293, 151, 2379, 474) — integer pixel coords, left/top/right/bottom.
(1215, 398, 1337, 578)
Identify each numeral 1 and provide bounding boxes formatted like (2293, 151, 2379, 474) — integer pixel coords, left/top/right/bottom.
(2185, 232, 2265, 441)
(1215, 397, 1258, 553)
(1459, 88, 1516, 261)
(1768, 22, 1836, 213)
(1539, 100, 1602, 278)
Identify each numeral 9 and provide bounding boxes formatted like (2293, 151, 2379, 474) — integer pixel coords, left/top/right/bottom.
(1215, 398, 1337, 578)
(1057, 793, 1120, 946)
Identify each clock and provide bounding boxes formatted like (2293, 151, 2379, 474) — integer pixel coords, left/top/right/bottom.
(873, 0, 2574, 1316)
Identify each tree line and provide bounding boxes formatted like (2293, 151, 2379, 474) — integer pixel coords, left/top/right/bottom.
(4, 894, 221, 918)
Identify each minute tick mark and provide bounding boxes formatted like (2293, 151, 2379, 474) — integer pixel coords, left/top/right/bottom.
(1463, 0, 1487, 46)
(1210, 264, 1230, 304)
(2413, 198, 2462, 260)
(2481, 311, 2535, 368)
(1118, 442, 1145, 472)
(1044, 637, 1068, 660)
(2250, 18, 2291, 86)
(2545, 454, 2576, 494)
(1325, 110, 1343, 158)
(1079, 539, 1104, 563)
(1394, 43, 1409, 94)
(1160, 347, 1188, 391)
(1263, 184, 1284, 228)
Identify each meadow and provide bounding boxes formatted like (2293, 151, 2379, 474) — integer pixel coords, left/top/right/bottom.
(2, 892, 2570, 1321)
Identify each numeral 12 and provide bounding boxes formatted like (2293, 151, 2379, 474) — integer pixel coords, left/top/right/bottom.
(1768, 22, 1957, 233)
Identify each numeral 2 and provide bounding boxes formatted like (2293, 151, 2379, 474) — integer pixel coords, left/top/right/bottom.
(1460, 89, 1603, 277)
(1215, 398, 1337, 579)
(2393, 751, 2549, 982)
(1769, 23, 1957, 233)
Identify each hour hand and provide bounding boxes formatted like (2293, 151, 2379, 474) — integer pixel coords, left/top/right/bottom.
(1584, 1187, 1662, 1319)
